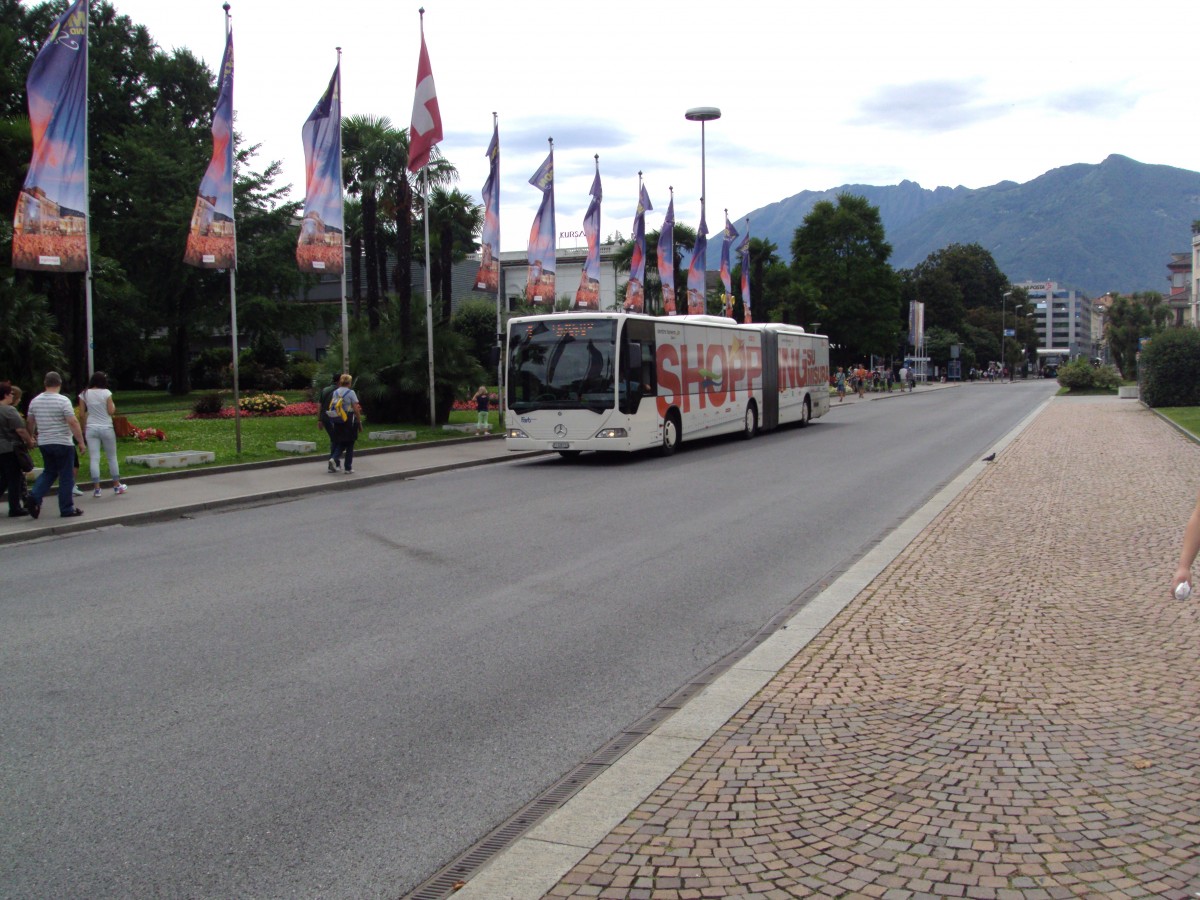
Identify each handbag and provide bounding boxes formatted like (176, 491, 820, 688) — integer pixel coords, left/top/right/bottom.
(14, 444, 34, 473)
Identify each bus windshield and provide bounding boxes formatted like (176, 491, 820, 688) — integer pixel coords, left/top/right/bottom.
(508, 319, 616, 413)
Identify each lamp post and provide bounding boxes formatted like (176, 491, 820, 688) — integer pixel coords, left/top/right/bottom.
(1002, 291, 1012, 382)
(684, 106, 721, 220)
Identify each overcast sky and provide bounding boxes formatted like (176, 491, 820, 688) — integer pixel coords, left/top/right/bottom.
(100, 0, 1197, 253)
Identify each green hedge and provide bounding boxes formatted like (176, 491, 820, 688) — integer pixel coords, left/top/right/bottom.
(1140, 328, 1200, 407)
(1056, 357, 1121, 392)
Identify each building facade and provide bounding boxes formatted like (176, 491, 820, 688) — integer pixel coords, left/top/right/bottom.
(1018, 280, 1092, 363)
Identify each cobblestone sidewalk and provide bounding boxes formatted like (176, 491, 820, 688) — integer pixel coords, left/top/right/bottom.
(544, 397, 1200, 899)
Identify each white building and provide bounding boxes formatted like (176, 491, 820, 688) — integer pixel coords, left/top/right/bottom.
(1018, 280, 1092, 363)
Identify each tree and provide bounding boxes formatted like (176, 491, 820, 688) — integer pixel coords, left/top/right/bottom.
(451, 297, 500, 372)
(610, 224, 696, 314)
(390, 142, 455, 346)
(790, 194, 899, 363)
(428, 186, 482, 324)
(1105, 291, 1172, 379)
(899, 243, 1009, 336)
(729, 237, 785, 323)
(342, 114, 398, 331)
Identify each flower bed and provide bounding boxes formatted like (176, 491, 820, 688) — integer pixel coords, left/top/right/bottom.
(187, 401, 319, 420)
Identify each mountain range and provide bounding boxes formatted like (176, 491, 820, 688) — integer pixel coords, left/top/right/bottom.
(728, 154, 1200, 297)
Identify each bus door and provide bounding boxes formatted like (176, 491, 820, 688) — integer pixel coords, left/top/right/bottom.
(760, 330, 780, 430)
(620, 317, 657, 415)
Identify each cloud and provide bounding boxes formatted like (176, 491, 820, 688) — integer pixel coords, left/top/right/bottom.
(853, 79, 1009, 133)
(1043, 86, 1137, 117)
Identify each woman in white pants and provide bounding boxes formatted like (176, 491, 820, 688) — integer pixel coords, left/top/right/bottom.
(79, 371, 127, 498)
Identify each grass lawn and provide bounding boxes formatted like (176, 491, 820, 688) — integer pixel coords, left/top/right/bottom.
(89, 390, 502, 472)
(1158, 407, 1200, 440)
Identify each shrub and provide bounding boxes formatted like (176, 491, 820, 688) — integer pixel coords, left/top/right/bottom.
(287, 352, 319, 390)
(1057, 357, 1102, 392)
(1140, 328, 1200, 407)
(192, 392, 225, 415)
(239, 393, 288, 414)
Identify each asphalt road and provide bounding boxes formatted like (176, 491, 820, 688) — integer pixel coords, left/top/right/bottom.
(0, 380, 1058, 899)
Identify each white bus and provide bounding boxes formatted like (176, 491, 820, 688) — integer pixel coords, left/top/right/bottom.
(505, 312, 830, 457)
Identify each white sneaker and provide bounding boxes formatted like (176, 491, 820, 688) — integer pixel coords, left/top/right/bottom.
(114, 484, 128, 495)
(72, 485, 83, 497)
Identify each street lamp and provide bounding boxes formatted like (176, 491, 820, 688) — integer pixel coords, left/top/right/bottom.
(684, 106, 721, 217)
(1002, 291, 1013, 382)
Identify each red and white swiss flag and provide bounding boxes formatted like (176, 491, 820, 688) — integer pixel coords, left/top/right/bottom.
(408, 25, 442, 174)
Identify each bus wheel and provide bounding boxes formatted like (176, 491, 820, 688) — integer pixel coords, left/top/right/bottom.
(798, 397, 812, 427)
(742, 403, 757, 439)
(660, 412, 681, 456)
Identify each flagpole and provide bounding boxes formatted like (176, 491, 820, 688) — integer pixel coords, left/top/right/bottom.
(336, 47, 348, 375)
(491, 111, 503, 425)
(423, 167, 436, 425)
(82, 0, 94, 376)
(223, 2, 241, 454)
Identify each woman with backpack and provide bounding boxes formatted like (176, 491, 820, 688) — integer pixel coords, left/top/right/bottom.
(324, 374, 363, 473)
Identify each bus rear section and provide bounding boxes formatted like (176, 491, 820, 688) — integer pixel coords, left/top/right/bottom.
(758, 323, 830, 429)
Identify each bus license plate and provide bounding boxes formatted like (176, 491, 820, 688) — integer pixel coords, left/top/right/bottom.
(552, 442, 570, 450)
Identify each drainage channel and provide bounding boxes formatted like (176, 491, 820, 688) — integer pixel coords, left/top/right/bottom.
(400, 570, 851, 900)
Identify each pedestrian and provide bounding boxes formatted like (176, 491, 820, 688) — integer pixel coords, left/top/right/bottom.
(324, 373, 363, 473)
(25, 371, 87, 519)
(0, 382, 36, 518)
(471, 385, 490, 434)
(78, 371, 127, 497)
(855, 364, 868, 399)
(898, 364, 910, 392)
(1173, 488, 1200, 599)
(317, 372, 338, 456)
(834, 367, 847, 403)
(907, 367, 917, 392)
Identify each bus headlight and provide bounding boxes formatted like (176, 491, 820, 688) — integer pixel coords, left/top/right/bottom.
(594, 427, 628, 439)
(507, 428, 529, 439)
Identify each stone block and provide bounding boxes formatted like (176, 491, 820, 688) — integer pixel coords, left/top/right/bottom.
(369, 430, 416, 441)
(1117, 385, 1139, 399)
(275, 440, 317, 453)
(442, 424, 490, 434)
(126, 450, 216, 468)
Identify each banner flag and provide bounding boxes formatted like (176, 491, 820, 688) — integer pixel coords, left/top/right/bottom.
(13, 0, 89, 272)
(574, 160, 602, 310)
(719, 211, 738, 316)
(624, 181, 652, 312)
(525, 148, 555, 305)
(297, 62, 343, 274)
(736, 228, 752, 323)
(686, 210, 707, 314)
(657, 189, 675, 314)
(407, 20, 443, 173)
(184, 27, 236, 269)
(475, 122, 500, 291)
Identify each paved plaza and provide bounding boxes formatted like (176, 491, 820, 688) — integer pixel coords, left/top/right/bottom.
(532, 397, 1200, 899)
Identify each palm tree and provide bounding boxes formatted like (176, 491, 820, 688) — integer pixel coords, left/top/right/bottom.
(394, 145, 458, 343)
(611, 224, 696, 314)
(428, 187, 483, 323)
(342, 114, 398, 330)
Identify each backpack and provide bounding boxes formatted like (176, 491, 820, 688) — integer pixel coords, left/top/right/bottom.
(325, 388, 356, 429)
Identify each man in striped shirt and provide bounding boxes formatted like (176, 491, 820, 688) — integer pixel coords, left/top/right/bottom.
(26, 371, 86, 519)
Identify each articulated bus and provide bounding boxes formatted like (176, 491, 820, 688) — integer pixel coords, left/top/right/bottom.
(505, 312, 830, 457)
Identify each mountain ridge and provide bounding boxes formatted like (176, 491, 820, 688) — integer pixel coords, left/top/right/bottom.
(726, 155, 1200, 297)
